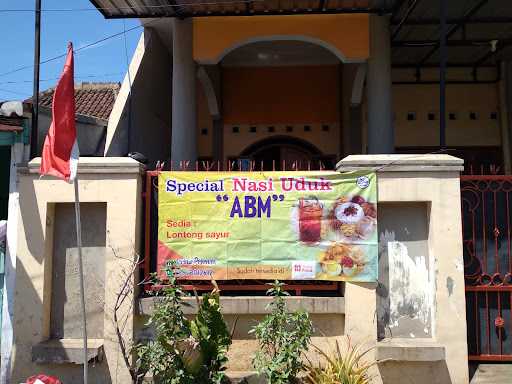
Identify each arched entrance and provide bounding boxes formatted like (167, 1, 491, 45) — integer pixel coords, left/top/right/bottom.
(239, 136, 333, 171)
(218, 39, 342, 169)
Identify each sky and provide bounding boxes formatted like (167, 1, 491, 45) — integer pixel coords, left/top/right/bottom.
(0, 0, 141, 101)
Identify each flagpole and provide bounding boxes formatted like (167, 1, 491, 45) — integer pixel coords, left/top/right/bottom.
(30, 0, 41, 159)
(73, 177, 88, 384)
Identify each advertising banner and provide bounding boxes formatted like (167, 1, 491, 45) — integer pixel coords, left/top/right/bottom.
(158, 171, 378, 281)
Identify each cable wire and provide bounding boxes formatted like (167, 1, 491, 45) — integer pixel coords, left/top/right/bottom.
(0, 73, 124, 85)
(0, 88, 32, 97)
(0, 21, 151, 78)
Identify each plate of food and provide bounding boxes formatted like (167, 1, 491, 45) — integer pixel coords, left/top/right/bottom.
(317, 243, 367, 278)
(328, 195, 377, 242)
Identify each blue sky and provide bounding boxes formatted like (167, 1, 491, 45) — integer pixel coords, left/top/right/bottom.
(0, 0, 141, 101)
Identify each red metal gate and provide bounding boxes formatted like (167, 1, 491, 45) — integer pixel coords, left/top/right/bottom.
(462, 175, 512, 361)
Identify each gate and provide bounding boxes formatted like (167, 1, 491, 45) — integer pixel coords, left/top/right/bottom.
(462, 175, 512, 361)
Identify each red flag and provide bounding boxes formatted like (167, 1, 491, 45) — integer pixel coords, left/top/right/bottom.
(40, 42, 79, 181)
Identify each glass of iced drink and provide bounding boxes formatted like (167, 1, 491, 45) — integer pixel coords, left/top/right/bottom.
(299, 198, 323, 243)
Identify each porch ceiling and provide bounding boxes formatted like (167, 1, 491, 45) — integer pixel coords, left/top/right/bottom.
(88, 0, 382, 19)
(89, 0, 512, 68)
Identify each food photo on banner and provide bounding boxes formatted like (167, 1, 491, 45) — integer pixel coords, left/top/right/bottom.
(157, 171, 378, 282)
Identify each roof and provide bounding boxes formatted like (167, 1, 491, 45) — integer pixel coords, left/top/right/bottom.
(391, 0, 512, 68)
(89, 0, 382, 18)
(89, 0, 512, 68)
(29, 82, 120, 121)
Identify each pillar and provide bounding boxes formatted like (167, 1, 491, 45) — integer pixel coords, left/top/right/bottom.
(342, 64, 365, 156)
(367, 15, 394, 154)
(198, 65, 223, 165)
(501, 61, 512, 174)
(171, 19, 197, 163)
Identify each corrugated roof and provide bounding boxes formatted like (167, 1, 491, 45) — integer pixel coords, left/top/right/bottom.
(89, 0, 380, 19)
(27, 82, 120, 121)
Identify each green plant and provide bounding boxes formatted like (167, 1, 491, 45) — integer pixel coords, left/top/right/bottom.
(304, 338, 377, 384)
(250, 280, 313, 384)
(190, 281, 232, 384)
(134, 262, 231, 384)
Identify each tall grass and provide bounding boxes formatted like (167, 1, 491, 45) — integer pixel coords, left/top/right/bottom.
(304, 338, 377, 384)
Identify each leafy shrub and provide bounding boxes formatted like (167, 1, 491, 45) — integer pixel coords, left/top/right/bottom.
(190, 284, 232, 383)
(250, 280, 313, 384)
(135, 262, 231, 384)
(304, 338, 377, 384)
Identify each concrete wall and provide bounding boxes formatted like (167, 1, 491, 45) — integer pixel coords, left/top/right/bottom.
(377, 203, 432, 339)
(105, 29, 172, 167)
(339, 155, 468, 384)
(137, 296, 346, 373)
(391, 83, 500, 147)
(50, 203, 106, 340)
(10, 158, 143, 384)
(194, 65, 501, 161)
(9, 154, 469, 383)
(37, 111, 106, 156)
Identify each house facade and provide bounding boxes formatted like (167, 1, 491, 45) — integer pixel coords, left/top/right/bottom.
(5, 1, 512, 383)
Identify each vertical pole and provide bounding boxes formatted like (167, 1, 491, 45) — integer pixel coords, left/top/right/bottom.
(30, 0, 42, 159)
(439, 0, 447, 148)
(367, 15, 394, 154)
(171, 19, 197, 163)
(499, 62, 511, 174)
(73, 178, 88, 384)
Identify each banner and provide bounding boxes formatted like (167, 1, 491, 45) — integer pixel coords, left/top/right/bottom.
(158, 171, 378, 281)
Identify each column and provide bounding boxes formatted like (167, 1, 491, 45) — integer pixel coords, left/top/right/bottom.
(367, 15, 394, 154)
(341, 64, 365, 156)
(501, 61, 512, 174)
(171, 19, 197, 163)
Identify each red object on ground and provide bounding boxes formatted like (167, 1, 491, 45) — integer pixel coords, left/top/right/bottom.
(39, 42, 79, 182)
(26, 374, 62, 384)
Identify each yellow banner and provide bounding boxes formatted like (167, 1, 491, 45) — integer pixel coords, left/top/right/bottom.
(158, 171, 378, 281)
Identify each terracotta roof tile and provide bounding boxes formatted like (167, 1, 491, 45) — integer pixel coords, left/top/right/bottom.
(32, 82, 120, 121)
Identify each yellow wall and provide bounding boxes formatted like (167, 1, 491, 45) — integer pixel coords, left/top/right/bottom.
(197, 66, 502, 160)
(222, 123, 340, 160)
(219, 65, 340, 158)
(392, 83, 501, 147)
(223, 66, 339, 124)
(193, 14, 369, 64)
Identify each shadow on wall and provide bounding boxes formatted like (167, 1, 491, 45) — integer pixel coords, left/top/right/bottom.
(106, 30, 172, 168)
(378, 361, 452, 384)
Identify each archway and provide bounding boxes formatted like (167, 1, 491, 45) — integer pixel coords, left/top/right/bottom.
(239, 136, 333, 171)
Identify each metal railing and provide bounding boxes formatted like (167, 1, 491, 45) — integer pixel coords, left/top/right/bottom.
(142, 160, 342, 296)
